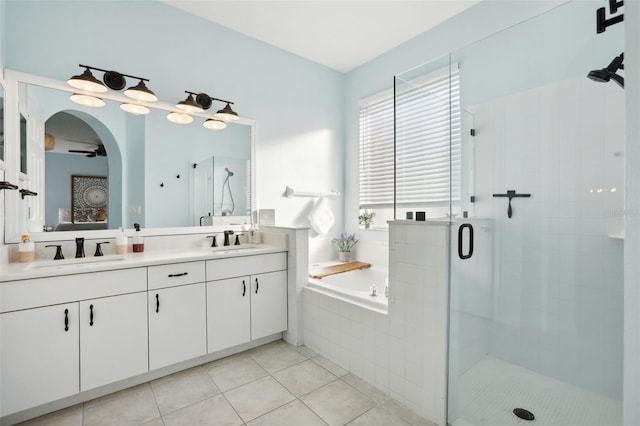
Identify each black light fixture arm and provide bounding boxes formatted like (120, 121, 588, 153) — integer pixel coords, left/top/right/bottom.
(185, 91, 233, 105)
(78, 64, 149, 82)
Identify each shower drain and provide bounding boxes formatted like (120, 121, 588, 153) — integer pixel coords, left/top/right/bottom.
(513, 408, 535, 421)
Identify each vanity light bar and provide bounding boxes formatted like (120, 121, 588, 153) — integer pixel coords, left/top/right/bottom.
(68, 64, 239, 129)
(68, 64, 157, 109)
(173, 90, 240, 128)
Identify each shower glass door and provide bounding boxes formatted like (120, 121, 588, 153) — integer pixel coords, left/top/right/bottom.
(446, 2, 624, 425)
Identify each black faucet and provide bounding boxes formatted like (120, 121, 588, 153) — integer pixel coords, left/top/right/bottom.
(94, 242, 110, 257)
(223, 230, 234, 246)
(207, 235, 218, 247)
(45, 245, 64, 260)
(75, 238, 85, 258)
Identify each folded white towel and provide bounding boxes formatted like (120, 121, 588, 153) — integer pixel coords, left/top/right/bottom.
(308, 198, 335, 235)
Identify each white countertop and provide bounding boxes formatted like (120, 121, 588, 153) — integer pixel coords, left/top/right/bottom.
(0, 245, 287, 282)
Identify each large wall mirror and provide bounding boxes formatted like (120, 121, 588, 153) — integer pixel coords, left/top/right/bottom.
(3, 70, 256, 243)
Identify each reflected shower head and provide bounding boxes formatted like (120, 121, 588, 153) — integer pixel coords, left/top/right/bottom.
(225, 167, 234, 177)
(588, 52, 624, 88)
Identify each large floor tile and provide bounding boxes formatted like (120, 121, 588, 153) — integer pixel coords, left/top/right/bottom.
(294, 345, 317, 358)
(150, 366, 220, 415)
(163, 394, 242, 426)
(381, 398, 436, 426)
(343, 373, 390, 403)
(224, 376, 296, 422)
(206, 355, 269, 392)
(19, 404, 83, 426)
(249, 341, 308, 373)
(347, 406, 411, 426)
(301, 380, 375, 426)
(311, 356, 349, 377)
(273, 360, 337, 397)
(83, 383, 160, 426)
(247, 400, 327, 426)
(140, 418, 164, 426)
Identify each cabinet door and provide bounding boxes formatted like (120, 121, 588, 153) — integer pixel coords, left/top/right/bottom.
(207, 276, 250, 353)
(80, 292, 148, 391)
(250, 270, 288, 340)
(149, 283, 207, 370)
(1, 303, 79, 415)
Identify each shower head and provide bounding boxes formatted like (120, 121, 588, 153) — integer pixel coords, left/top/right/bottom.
(587, 52, 624, 88)
(225, 168, 234, 177)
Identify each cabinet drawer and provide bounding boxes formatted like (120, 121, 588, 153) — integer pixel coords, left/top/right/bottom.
(206, 252, 287, 281)
(148, 261, 205, 290)
(1, 268, 147, 313)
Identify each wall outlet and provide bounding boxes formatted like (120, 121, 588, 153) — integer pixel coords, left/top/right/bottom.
(128, 206, 142, 215)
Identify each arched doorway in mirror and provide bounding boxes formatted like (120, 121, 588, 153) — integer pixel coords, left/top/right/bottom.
(44, 111, 122, 231)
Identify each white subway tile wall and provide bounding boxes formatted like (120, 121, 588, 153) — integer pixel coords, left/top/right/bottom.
(471, 76, 624, 399)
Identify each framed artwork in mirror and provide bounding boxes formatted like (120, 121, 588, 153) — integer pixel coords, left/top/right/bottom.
(71, 175, 108, 223)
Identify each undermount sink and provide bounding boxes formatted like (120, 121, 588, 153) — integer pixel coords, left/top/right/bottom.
(26, 256, 127, 269)
(211, 245, 260, 255)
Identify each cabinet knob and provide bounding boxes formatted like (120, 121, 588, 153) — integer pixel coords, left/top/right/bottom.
(242, 280, 246, 297)
(89, 304, 94, 326)
(156, 294, 160, 313)
(255, 278, 259, 294)
(64, 308, 69, 332)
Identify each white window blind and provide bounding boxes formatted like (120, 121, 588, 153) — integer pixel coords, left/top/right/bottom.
(359, 68, 460, 210)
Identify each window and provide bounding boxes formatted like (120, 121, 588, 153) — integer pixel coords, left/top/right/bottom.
(359, 67, 461, 225)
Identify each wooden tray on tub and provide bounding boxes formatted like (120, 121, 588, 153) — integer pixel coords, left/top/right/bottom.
(309, 261, 371, 279)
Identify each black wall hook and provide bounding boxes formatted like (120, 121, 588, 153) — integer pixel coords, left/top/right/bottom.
(493, 190, 531, 218)
(0, 181, 19, 191)
(19, 189, 38, 199)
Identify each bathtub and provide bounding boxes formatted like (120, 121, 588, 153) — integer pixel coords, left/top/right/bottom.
(307, 265, 389, 314)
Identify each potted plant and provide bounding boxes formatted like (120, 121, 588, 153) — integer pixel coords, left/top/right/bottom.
(359, 211, 375, 229)
(332, 233, 358, 262)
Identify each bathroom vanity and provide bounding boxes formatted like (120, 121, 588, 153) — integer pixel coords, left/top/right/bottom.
(0, 246, 288, 421)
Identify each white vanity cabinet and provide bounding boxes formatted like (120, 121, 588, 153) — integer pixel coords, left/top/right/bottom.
(0, 268, 147, 416)
(147, 262, 207, 370)
(79, 292, 149, 391)
(0, 249, 289, 421)
(1, 303, 80, 415)
(206, 253, 287, 352)
(207, 276, 251, 352)
(250, 270, 288, 340)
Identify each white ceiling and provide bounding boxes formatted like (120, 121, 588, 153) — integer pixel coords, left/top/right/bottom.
(163, 0, 480, 73)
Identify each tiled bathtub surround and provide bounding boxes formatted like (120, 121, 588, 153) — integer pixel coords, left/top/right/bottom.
(304, 221, 450, 425)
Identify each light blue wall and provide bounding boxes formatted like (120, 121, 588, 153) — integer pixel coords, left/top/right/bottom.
(5, 0, 344, 237)
(44, 152, 108, 227)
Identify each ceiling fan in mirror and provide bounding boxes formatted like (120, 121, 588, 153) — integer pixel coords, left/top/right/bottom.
(68, 145, 107, 158)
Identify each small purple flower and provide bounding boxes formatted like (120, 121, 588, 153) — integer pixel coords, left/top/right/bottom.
(332, 233, 359, 252)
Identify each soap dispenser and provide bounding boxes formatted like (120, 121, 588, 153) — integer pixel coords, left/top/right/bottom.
(132, 223, 144, 253)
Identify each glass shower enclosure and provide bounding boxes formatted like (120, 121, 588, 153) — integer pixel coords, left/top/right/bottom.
(395, 1, 624, 425)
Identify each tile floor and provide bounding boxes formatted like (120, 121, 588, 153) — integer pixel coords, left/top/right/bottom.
(20, 340, 435, 426)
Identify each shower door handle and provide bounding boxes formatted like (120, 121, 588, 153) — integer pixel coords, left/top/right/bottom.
(458, 223, 474, 260)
